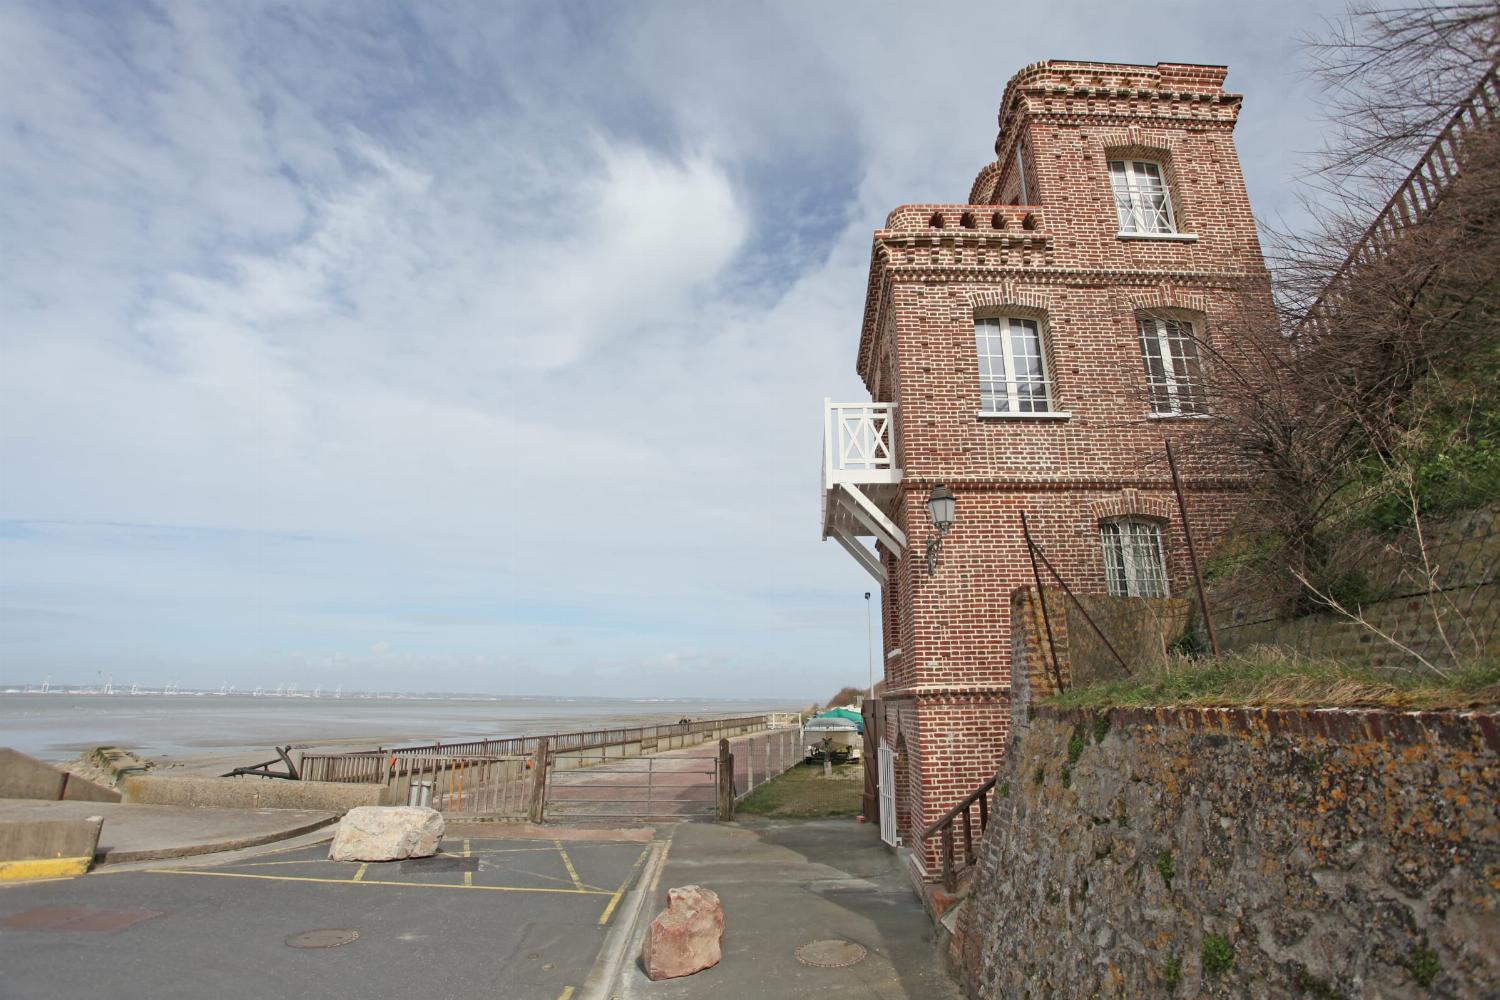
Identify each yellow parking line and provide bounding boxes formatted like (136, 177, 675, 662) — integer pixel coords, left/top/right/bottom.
(597, 844, 652, 926)
(554, 840, 585, 891)
(351, 864, 368, 883)
(463, 839, 471, 859)
(557, 987, 575, 1000)
(648, 838, 673, 893)
(141, 868, 613, 895)
(463, 871, 473, 886)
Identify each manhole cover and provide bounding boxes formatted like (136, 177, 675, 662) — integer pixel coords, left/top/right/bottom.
(795, 939, 867, 968)
(286, 928, 360, 949)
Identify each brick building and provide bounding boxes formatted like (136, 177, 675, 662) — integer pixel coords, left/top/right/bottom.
(819, 60, 1274, 873)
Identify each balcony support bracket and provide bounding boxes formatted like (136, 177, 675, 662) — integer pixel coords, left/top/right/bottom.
(837, 483, 908, 554)
(829, 524, 887, 584)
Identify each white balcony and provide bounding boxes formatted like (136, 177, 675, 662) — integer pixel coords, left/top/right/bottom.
(821, 400, 906, 583)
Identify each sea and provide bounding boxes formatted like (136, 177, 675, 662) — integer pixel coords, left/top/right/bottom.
(0, 693, 807, 762)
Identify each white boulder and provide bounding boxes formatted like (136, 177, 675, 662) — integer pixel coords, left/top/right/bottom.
(329, 806, 445, 862)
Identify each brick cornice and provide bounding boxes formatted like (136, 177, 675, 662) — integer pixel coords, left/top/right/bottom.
(898, 477, 1255, 493)
(881, 264, 1269, 285)
(882, 684, 1012, 701)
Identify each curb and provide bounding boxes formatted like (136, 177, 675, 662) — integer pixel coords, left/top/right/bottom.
(93, 815, 339, 866)
(580, 837, 669, 1000)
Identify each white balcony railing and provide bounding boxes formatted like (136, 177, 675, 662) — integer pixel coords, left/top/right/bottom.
(822, 400, 902, 488)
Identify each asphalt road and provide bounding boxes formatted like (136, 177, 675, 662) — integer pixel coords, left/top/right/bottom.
(0, 834, 652, 1000)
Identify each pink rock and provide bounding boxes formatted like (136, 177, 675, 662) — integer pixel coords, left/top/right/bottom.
(642, 885, 724, 980)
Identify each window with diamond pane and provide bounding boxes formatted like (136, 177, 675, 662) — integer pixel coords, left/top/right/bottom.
(1109, 160, 1175, 234)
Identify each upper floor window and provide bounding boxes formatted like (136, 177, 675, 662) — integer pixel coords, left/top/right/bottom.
(1137, 316, 1207, 416)
(975, 317, 1050, 414)
(1101, 520, 1169, 597)
(1109, 160, 1175, 234)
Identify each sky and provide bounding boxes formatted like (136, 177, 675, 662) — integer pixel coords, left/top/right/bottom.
(0, 0, 1354, 699)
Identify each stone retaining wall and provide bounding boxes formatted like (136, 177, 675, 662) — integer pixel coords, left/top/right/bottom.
(954, 705, 1499, 998)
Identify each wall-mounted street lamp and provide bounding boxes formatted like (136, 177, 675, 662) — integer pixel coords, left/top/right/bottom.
(925, 484, 955, 577)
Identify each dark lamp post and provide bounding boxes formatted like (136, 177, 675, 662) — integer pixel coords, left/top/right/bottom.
(925, 484, 955, 576)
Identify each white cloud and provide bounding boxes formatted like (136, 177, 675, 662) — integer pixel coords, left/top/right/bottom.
(0, 0, 1353, 696)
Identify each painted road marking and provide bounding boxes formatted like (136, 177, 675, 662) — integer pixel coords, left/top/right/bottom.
(554, 840, 585, 891)
(351, 864, 368, 882)
(0, 858, 90, 882)
(227, 846, 558, 868)
(597, 844, 652, 926)
(557, 987, 576, 1000)
(647, 837, 673, 894)
(141, 868, 614, 895)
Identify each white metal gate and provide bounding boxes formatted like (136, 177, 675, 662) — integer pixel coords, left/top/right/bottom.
(877, 745, 898, 847)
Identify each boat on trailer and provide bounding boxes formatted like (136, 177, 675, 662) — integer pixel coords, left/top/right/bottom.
(804, 707, 864, 763)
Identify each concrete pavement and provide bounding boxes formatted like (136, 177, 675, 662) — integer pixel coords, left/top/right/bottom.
(609, 818, 961, 1000)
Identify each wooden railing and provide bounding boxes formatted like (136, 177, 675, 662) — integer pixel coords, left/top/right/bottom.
(1300, 63, 1499, 339)
(299, 714, 774, 772)
(919, 771, 999, 892)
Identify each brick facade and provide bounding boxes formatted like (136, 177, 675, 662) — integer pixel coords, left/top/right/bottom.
(849, 61, 1274, 871)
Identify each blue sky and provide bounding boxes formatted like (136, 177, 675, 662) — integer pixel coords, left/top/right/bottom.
(0, 0, 1352, 698)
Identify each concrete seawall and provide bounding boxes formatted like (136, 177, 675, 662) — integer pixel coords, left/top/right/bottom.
(0, 815, 103, 880)
(123, 775, 387, 812)
(0, 748, 122, 803)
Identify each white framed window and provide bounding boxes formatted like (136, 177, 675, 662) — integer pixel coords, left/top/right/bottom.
(975, 317, 1051, 414)
(1101, 520, 1169, 598)
(1109, 160, 1176, 234)
(1137, 316, 1207, 416)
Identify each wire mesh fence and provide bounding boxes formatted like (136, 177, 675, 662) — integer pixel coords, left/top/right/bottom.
(1017, 460, 1497, 688)
(1206, 504, 1499, 674)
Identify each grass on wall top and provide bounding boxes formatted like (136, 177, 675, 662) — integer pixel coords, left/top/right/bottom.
(1045, 647, 1500, 712)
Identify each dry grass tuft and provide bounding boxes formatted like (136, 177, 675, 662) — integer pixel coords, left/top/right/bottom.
(1047, 647, 1500, 712)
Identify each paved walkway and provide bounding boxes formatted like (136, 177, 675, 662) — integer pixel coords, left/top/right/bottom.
(546, 728, 805, 822)
(612, 818, 961, 1000)
(0, 800, 336, 865)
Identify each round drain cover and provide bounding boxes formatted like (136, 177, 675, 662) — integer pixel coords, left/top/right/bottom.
(795, 939, 867, 968)
(286, 928, 360, 949)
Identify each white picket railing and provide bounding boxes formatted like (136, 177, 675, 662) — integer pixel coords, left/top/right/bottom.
(822, 399, 902, 488)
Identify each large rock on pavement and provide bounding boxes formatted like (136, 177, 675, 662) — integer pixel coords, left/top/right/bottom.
(642, 885, 724, 980)
(329, 806, 445, 862)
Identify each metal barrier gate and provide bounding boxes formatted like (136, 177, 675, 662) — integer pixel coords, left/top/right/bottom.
(544, 753, 721, 821)
(299, 752, 532, 819)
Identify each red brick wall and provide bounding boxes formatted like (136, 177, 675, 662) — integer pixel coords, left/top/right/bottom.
(858, 61, 1273, 869)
